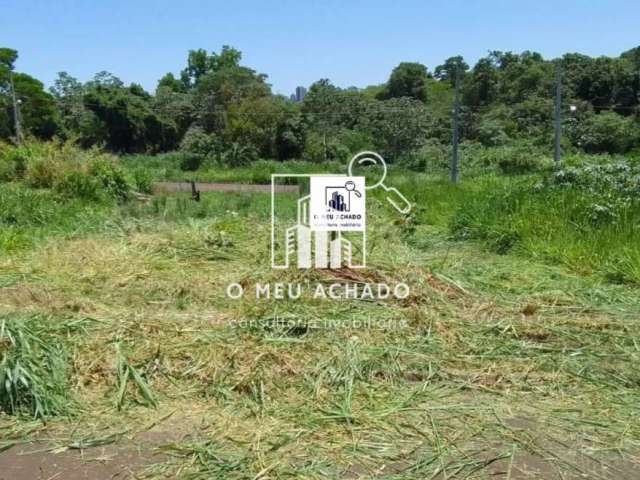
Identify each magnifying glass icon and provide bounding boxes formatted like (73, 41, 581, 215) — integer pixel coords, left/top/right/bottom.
(345, 180, 362, 197)
(347, 151, 412, 214)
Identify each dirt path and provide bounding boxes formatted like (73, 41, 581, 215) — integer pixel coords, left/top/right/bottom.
(0, 430, 175, 480)
(153, 181, 299, 194)
(0, 443, 155, 480)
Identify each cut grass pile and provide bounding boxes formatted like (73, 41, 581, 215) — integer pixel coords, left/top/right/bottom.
(0, 185, 639, 478)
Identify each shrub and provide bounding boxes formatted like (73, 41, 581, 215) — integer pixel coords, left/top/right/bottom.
(89, 158, 130, 201)
(132, 167, 153, 193)
(221, 142, 258, 167)
(0, 143, 36, 181)
(55, 170, 102, 200)
(401, 141, 449, 172)
(180, 127, 218, 157)
(476, 116, 511, 147)
(24, 155, 61, 188)
(0, 141, 132, 201)
(179, 153, 205, 171)
(496, 152, 546, 174)
(469, 141, 551, 174)
(303, 132, 350, 163)
(573, 112, 639, 154)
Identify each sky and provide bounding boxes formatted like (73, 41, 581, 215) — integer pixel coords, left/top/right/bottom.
(1, 0, 639, 96)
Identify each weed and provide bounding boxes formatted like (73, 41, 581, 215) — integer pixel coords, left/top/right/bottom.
(0, 315, 73, 418)
(114, 343, 158, 410)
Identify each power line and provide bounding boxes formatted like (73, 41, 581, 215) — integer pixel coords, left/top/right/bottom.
(80, 101, 437, 116)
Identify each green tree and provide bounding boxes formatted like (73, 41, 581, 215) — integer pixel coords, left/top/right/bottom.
(84, 73, 177, 152)
(360, 97, 431, 160)
(0, 48, 58, 140)
(0, 48, 18, 138)
(50, 72, 106, 145)
(380, 62, 429, 102)
(434, 56, 469, 86)
(463, 57, 499, 107)
(180, 45, 242, 88)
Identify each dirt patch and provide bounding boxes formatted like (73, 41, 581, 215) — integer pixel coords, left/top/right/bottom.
(0, 418, 195, 480)
(153, 182, 299, 194)
(0, 440, 165, 480)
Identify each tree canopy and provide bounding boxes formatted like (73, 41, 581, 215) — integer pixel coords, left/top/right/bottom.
(0, 45, 639, 160)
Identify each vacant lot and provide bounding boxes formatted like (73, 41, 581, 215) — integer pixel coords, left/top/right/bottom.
(1, 146, 640, 479)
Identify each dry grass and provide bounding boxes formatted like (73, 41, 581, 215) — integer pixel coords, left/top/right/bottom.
(1, 192, 639, 479)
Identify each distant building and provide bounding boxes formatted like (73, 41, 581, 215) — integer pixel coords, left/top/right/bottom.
(291, 86, 307, 102)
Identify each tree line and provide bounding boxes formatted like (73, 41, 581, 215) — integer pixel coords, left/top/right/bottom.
(1, 45, 639, 166)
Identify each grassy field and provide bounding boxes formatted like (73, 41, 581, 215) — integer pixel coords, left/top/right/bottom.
(1, 143, 640, 479)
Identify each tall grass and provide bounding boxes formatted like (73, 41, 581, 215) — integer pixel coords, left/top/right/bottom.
(0, 141, 131, 200)
(0, 315, 73, 418)
(0, 141, 134, 252)
(445, 161, 640, 283)
(0, 183, 114, 252)
(121, 154, 343, 183)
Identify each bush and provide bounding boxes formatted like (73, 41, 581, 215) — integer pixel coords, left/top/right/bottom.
(0, 141, 132, 201)
(303, 132, 350, 163)
(496, 152, 547, 174)
(460, 141, 551, 174)
(89, 158, 130, 201)
(179, 152, 205, 171)
(132, 167, 153, 193)
(178, 127, 221, 170)
(573, 112, 639, 154)
(476, 116, 511, 147)
(180, 126, 218, 157)
(401, 141, 449, 172)
(55, 170, 102, 200)
(221, 142, 258, 167)
(0, 143, 38, 181)
(25, 156, 59, 188)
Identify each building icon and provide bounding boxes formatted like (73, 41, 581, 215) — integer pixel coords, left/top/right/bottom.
(327, 190, 348, 212)
(276, 194, 364, 269)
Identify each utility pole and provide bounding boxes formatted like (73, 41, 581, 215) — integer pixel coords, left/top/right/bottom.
(323, 131, 327, 163)
(450, 67, 461, 183)
(9, 70, 23, 144)
(554, 63, 562, 165)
